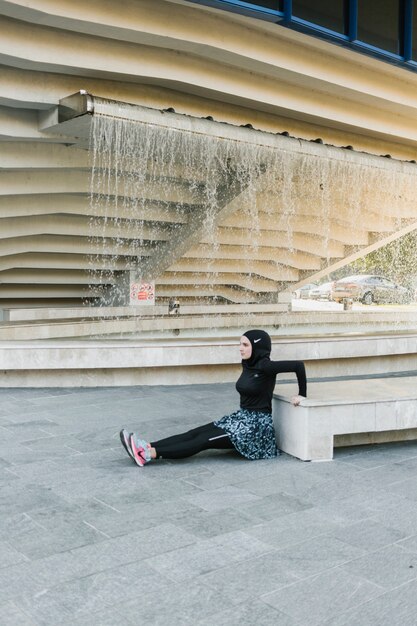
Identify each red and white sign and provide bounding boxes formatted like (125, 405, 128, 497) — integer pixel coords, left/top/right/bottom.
(129, 281, 155, 306)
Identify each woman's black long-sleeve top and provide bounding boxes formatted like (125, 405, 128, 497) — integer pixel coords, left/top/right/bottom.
(236, 358, 307, 414)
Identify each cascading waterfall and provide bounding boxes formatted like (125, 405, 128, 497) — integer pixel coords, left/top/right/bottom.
(88, 98, 417, 315)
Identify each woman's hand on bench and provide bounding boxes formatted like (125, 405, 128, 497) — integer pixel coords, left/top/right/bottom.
(291, 395, 304, 406)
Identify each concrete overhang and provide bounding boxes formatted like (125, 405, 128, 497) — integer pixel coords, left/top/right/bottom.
(38, 90, 417, 172)
(39, 90, 94, 145)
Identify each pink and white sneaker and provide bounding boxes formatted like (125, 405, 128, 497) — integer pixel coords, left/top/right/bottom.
(130, 435, 152, 467)
(119, 429, 134, 461)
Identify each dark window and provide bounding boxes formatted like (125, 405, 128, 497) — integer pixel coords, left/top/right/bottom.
(292, 0, 347, 34)
(241, 0, 281, 9)
(357, 0, 401, 54)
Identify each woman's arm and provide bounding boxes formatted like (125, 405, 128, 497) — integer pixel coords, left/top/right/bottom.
(261, 359, 307, 398)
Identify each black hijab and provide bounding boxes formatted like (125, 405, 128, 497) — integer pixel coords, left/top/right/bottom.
(242, 329, 271, 368)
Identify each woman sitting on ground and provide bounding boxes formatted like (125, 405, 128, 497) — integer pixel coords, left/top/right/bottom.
(119, 329, 307, 466)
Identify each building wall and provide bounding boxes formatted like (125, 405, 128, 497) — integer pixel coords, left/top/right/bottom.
(1, 0, 417, 306)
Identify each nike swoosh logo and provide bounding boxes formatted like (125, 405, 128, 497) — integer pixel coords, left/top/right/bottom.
(254, 338, 261, 343)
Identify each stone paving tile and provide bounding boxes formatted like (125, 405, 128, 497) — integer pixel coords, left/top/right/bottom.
(243, 508, 346, 550)
(55, 499, 202, 539)
(396, 534, 417, 554)
(2, 419, 61, 437)
(327, 518, 408, 551)
(196, 598, 299, 626)
(0, 481, 68, 517)
(183, 484, 262, 511)
(333, 443, 417, 468)
(181, 469, 244, 491)
(114, 580, 234, 626)
(236, 466, 323, 498)
(198, 549, 301, 604)
(23, 549, 117, 589)
(181, 455, 311, 493)
(384, 475, 417, 502)
(302, 473, 388, 506)
(28, 391, 118, 408)
(393, 453, 417, 468)
(333, 488, 410, 518)
(8, 459, 83, 482)
(0, 468, 19, 487)
(22, 561, 174, 624)
(13, 589, 79, 626)
(0, 541, 29, 569)
(312, 497, 379, 525)
(23, 524, 197, 590)
(34, 498, 122, 527)
(56, 607, 135, 626)
(0, 398, 35, 413)
(0, 512, 44, 542)
(0, 602, 38, 626)
(0, 443, 80, 465)
(57, 447, 123, 467)
(0, 457, 11, 468)
(6, 519, 108, 560)
(234, 491, 312, 521)
(262, 568, 384, 626)
(354, 458, 417, 487)
(292, 456, 365, 480)
(2, 383, 417, 626)
(94, 474, 203, 509)
(341, 544, 417, 588)
(0, 425, 24, 443)
(167, 505, 260, 539)
(271, 535, 367, 579)
(367, 492, 417, 534)
(0, 563, 44, 605)
(21, 434, 100, 455)
(0, 418, 13, 428)
(147, 529, 273, 582)
(7, 388, 80, 398)
(0, 409, 59, 424)
(321, 578, 417, 626)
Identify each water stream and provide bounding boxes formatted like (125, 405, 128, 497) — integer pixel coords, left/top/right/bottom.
(87, 99, 417, 335)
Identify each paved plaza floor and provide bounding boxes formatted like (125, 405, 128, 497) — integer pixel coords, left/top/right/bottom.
(2, 383, 417, 625)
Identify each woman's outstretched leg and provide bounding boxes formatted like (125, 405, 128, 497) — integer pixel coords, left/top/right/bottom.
(150, 422, 219, 450)
(120, 423, 234, 466)
(152, 423, 234, 459)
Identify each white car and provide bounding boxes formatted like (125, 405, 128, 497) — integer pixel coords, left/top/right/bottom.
(309, 282, 333, 300)
(293, 283, 317, 299)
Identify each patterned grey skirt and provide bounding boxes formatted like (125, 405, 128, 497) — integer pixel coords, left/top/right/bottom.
(214, 409, 278, 460)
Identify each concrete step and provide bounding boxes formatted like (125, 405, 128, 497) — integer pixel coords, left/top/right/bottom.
(0, 331, 416, 387)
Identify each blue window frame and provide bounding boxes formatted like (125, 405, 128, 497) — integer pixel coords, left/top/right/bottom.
(186, 0, 417, 73)
(413, 0, 417, 58)
(184, 0, 284, 22)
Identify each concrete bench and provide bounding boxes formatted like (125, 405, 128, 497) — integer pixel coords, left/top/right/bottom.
(273, 375, 417, 461)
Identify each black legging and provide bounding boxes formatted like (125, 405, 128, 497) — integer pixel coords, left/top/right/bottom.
(151, 422, 235, 459)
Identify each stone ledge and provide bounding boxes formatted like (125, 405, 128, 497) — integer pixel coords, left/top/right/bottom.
(1, 333, 416, 370)
(0, 333, 416, 387)
(273, 376, 417, 461)
(1, 310, 416, 341)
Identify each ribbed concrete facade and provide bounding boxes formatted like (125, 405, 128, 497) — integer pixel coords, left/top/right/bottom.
(1, 0, 417, 307)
